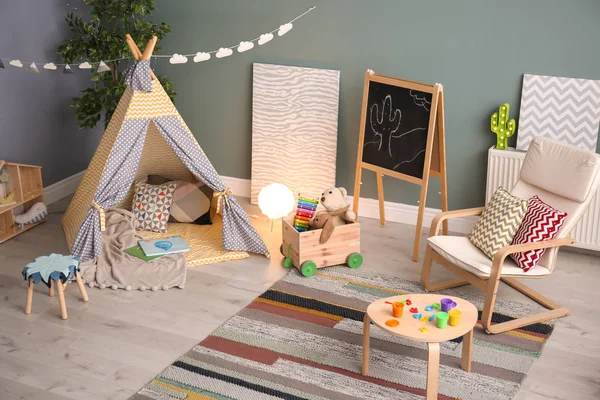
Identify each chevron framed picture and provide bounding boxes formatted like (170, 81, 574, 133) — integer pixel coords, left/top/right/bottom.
(516, 74, 600, 152)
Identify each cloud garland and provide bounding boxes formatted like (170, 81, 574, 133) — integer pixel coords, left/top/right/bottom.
(0, 6, 316, 73)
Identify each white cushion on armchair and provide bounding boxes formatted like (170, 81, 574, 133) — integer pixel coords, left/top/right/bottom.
(427, 236, 551, 278)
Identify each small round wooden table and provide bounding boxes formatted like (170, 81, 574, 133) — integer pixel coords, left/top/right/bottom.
(362, 294, 478, 400)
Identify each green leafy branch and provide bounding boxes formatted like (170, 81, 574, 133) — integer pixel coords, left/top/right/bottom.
(57, 0, 175, 130)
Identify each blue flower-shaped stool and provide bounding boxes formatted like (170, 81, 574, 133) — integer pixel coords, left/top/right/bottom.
(22, 254, 89, 320)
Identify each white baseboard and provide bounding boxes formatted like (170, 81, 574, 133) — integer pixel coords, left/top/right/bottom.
(44, 170, 86, 205)
(220, 175, 251, 198)
(346, 195, 476, 235)
(44, 172, 475, 234)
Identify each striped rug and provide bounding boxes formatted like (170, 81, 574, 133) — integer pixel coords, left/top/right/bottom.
(132, 266, 555, 400)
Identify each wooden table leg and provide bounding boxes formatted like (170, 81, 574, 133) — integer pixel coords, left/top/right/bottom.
(25, 278, 34, 315)
(48, 280, 54, 297)
(362, 314, 370, 376)
(461, 329, 473, 372)
(426, 342, 440, 400)
(75, 273, 89, 302)
(56, 280, 68, 320)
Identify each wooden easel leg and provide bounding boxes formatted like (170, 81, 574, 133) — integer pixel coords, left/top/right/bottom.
(376, 173, 385, 225)
(56, 280, 68, 320)
(25, 278, 34, 315)
(352, 168, 362, 221)
(440, 180, 449, 236)
(75, 273, 89, 302)
(362, 314, 370, 376)
(426, 342, 440, 400)
(48, 280, 54, 297)
(412, 191, 428, 262)
(461, 329, 473, 372)
(437, 88, 449, 236)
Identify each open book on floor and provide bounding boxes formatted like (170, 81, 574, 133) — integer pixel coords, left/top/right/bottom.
(138, 236, 191, 257)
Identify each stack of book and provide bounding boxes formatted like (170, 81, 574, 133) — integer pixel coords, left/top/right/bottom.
(124, 236, 190, 262)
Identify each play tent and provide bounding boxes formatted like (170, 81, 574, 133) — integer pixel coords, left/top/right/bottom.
(62, 35, 269, 263)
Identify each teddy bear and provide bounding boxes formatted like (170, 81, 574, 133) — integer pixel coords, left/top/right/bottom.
(318, 187, 356, 227)
(309, 205, 351, 244)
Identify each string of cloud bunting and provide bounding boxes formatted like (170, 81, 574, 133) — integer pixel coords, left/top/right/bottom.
(0, 6, 316, 74)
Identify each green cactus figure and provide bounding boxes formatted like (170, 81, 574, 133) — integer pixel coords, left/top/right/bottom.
(490, 103, 516, 150)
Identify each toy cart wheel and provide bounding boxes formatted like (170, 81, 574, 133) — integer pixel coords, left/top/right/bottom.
(347, 252, 363, 269)
(301, 261, 317, 277)
(281, 244, 293, 268)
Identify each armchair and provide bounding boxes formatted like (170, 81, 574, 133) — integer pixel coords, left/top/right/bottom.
(421, 137, 600, 334)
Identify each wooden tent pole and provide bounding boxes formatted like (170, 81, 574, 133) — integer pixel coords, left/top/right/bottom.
(125, 33, 157, 80)
(142, 36, 158, 61)
(125, 34, 141, 60)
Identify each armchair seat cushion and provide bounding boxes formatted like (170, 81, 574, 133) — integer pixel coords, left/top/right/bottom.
(428, 236, 551, 278)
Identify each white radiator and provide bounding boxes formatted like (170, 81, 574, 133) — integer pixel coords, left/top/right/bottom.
(486, 147, 600, 252)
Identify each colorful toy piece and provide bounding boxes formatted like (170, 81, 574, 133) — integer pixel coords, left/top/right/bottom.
(405, 299, 412, 306)
(293, 196, 318, 232)
(435, 311, 449, 329)
(433, 302, 441, 310)
(413, 313, 422, 320)
(392, 301, 404, 318)
(419, 315, 429, 322)
(419, 326, 429, 333)
(425, 305, 433, 312)
(440, 298, 457, 313)
(490, 103, 516, 150)
(409, 307, 418, 313)
(385, 319, 399, 327)
(448, 309, 462, 326)
(429, 314, 435, 322)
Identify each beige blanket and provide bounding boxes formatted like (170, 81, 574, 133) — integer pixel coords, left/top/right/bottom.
(80, 209, 186, 291)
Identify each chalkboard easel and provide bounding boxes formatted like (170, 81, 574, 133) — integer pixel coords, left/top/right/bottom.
(352, 71, 448, 262)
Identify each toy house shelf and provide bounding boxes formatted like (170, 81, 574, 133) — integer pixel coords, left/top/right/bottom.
(0, 160, 45, 244)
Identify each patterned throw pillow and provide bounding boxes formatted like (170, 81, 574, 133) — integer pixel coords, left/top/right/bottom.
(147, 175, 213, 225)
(510, 196, 567, 272)
(132, 181, 177, 232)
(468, 187, 529, 259)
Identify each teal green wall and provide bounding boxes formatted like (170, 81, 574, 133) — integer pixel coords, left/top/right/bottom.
(152, 0, 600, 210)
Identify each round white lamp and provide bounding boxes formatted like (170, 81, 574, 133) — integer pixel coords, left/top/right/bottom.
(258, 183, 295, 231)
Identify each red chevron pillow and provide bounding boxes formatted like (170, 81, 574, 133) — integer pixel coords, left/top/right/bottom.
(510, 196, 567, 272)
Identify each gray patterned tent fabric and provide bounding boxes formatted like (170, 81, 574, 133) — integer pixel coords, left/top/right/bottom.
(71, 61, 269, 261)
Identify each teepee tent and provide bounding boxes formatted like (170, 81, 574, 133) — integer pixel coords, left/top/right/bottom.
(62, 35, 269, 262)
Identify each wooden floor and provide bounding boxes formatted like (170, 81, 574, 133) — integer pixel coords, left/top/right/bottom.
(1, 196, 599, 400)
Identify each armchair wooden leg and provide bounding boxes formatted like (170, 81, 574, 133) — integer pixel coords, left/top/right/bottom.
(481, 273, 501, 332)
(420, 246, 434, 290)
(483, 277, 570, 334)
(48, 280, 54, 297)
(421, 246, 469, 292)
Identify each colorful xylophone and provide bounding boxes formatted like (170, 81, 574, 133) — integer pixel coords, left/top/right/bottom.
(294, 197, 319, 232)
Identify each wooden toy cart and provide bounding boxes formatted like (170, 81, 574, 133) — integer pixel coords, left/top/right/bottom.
(280, 216, 362, 277)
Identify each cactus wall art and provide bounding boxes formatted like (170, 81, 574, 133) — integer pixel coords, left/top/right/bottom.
(490, 103, 516, 150)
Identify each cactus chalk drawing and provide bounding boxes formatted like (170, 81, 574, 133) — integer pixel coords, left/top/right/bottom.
(490, 103, 516, 150)
(353, 71, 449, 263)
